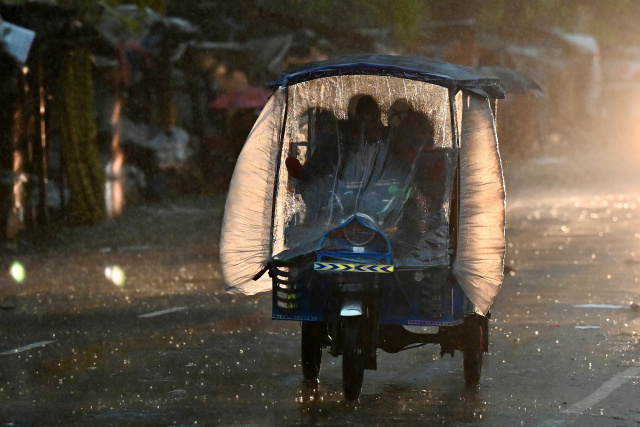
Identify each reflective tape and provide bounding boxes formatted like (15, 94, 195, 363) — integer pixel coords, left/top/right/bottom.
(314, 262, 394, 273)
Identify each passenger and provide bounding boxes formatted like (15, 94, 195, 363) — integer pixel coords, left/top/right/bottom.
(285, 108, 340, 182)
(390, 109, 435, 168)
(286, 95, 385, 183)
(284, 108, 341, 224)
(387, 106, 446, 250)
(339, 95, 388, 183)
(303, 109, 341, 180)
(285, 96, 395, 222)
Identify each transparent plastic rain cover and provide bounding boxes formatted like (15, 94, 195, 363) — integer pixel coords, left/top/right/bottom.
(220, 75, 505, 314)
(274, 75, 455, 263)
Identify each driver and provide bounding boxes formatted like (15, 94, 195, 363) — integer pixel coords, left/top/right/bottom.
(285, 96, 402, 225)
(285, 96, 387, 184)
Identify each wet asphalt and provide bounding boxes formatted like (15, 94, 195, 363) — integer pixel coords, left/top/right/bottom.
(1, 142, 640, 425)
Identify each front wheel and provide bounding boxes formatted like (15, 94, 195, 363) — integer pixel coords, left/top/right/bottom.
(301, 322, 325, 382)
(342, 317, 365, 401)
(463, 314, 485, 385)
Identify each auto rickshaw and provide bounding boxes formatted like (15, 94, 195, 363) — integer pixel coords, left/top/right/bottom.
(220, 55, 506, 400)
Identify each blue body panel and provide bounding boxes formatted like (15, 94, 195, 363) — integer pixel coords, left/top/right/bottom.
(271, 266, 466, 326)
(271, 215, 467, 326)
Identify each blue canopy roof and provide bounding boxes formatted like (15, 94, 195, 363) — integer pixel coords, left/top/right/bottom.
(270, 54, 505, 99)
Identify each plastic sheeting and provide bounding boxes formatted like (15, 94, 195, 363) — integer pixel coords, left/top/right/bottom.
(219, 89, 284, 294)
(452, 94, 506, 314)
(220, 73, 505, 312)
(272, 76, 456, 267)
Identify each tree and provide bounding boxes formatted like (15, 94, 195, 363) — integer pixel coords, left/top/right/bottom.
(1, 0, 167, 225)
(51, 48, 106, 224)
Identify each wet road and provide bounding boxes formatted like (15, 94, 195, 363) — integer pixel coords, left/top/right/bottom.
(1, 146, 640, 426)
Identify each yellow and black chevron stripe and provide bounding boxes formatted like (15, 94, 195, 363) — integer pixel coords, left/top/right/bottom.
(314, 262, 394, 273)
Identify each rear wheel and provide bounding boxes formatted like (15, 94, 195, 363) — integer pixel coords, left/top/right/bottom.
(342, 317, 365, 401)
(463, 315, 484, 385)
(301, 322, 324, 381)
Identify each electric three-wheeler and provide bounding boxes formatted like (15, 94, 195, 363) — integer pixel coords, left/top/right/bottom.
(220, 55, 506, 400)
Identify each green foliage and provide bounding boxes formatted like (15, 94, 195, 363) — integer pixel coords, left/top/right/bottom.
(475, 0, 572, 30)
(262, 0, 427, 50)
(388, 0, 427, 50)
(52, 49, 106, 224)
(1, 0, 166, 15)
(472, 0, 640, 41)
(242, 0, 638, 48)
(581, 0, 640, 41)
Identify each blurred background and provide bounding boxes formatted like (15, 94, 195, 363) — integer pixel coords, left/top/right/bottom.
(3, 3, 640, 424)
(1, 0, 639, 243)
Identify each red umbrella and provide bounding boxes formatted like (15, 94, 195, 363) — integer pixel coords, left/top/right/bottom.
(209, 86, 273, 110)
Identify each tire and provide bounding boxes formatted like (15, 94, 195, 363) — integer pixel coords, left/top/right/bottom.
(342, 317, 365, 401)
(463, 315, 484, 385)
(301, 321, 324, 382)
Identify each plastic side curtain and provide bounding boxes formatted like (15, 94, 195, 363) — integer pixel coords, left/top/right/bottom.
(452, 93, 506, 314)
(219, 89, 285, 294)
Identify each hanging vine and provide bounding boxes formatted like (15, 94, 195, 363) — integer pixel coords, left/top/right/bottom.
(53, 48, 105, 224)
